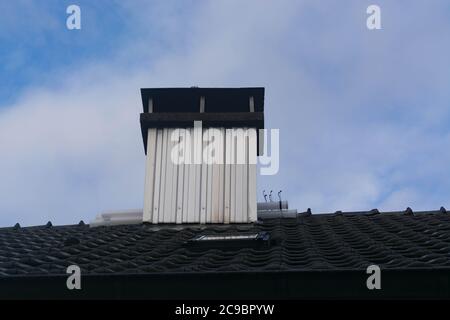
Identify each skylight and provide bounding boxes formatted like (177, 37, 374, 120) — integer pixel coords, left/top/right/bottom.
(195, 234, 259, 241)
(187, 232, 270, 249)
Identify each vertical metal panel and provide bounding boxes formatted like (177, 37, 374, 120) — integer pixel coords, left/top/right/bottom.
(163, 129, 173, 222)
(143, 127, 257, 224)
(204, 130, 210, 222)
(234, 129, 244, 222)
(215, 128, 225, 223)
(230, 137, 237, 223)
(193, 126, 202, 222)
(242, 128, 249, 223)
(248, 129, 257, 222)
(170, 131, 178, 223)
(182, 129, 190, 223)
(185, 128, 194, 222)
(143, 129, 157, 222)
(206, 129, 213, 222)
(158, 129, 168, 223)
(176, 130, 185, 224)
(152, 129, 163, 222)
(224, 129, 231, 224)
(192, 163, 201, 223)
(199, 129, 208, 223)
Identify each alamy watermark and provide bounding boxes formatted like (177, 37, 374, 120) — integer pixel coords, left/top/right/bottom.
(169, 121, 279, 176)
(366, 264, 381, 290)
(66, 265, 81, 290)
(66, 5, 81, 30)
(366, 5, 381, 30)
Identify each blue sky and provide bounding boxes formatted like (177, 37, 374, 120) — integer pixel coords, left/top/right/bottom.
(1, 0, 450, 227)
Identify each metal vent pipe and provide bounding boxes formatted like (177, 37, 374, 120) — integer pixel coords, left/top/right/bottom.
(257, 201, 288, 211)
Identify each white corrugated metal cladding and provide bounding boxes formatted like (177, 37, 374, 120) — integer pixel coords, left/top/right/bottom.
(143, 126, 257, 223)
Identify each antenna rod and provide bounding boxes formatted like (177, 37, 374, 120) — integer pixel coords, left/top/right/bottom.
(278, 190, 282, 211)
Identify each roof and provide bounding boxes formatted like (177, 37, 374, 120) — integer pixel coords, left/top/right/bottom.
(1, 209, 449, 298)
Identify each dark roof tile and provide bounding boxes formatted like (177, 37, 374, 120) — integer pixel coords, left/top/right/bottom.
(1, 210, 450, 277)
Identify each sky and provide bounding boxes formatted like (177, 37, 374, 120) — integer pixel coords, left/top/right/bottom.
(1, 0, 450, 227)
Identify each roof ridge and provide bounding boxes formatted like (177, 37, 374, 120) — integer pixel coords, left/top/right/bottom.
(1, 207, 448, 229)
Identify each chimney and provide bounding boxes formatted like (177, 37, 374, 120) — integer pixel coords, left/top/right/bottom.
(140, 87, 265, 224)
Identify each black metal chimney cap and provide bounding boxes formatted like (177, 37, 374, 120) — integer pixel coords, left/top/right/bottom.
(140, 87, 265, 113)
(139, 87, 265, 155)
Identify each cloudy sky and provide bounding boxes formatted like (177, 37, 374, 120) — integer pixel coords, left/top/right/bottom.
(1, 0, 450, 227)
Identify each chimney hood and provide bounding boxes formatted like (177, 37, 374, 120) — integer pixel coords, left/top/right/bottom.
(140, 87, 265, 224)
